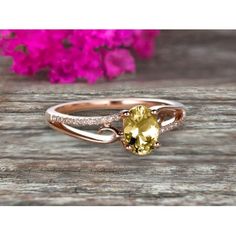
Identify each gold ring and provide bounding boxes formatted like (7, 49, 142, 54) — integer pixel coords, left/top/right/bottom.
(45, 98, 186, 156)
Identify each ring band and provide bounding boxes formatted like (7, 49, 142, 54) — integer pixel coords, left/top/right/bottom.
(45, 98, 186, 156)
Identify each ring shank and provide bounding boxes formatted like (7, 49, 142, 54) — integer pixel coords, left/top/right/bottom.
(54, 98, 184, 113)
(45, 98, 186, 144)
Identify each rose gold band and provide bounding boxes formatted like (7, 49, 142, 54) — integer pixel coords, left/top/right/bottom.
(45, 98, 186, 145)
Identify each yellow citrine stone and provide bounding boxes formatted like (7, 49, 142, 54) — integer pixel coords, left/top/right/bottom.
(123, 105, 160, 155)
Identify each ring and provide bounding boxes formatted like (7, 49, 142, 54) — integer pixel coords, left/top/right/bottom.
(45, 98, 186, 156)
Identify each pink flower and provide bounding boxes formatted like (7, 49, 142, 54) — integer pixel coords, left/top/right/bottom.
(104, 49, 135, 79)
(0, 30, 159, 84)
(133, 30, 160, 59)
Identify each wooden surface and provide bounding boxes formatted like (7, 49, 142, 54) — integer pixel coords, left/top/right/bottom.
(0, 30, 236, 205)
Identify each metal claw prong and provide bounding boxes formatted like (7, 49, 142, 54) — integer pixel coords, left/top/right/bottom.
(120, 110, 130, 118)
(125, 145, 132, 151)
(154, 142, 160, 148)
(151, 109, 159, 115)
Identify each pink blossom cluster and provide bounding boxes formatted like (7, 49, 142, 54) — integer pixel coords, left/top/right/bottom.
(0, 30, 159, 83)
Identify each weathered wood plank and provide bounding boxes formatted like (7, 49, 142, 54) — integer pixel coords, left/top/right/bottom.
(0, 30, 236, 205)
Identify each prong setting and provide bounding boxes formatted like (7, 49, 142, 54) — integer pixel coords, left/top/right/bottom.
(122, 105, 160, 155)
(154, 142, 160, 148)
(120, 110, 130, 118)
(151, 109, 159, 115)
(125, 145, 132, 151)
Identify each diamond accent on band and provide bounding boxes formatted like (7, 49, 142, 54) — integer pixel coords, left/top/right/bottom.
(51, 113, 121, 126)
(50, 112, 184, 131)
(160, 117, 185, 133)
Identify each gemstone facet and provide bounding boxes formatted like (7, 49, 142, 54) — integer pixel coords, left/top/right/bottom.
(122, 105, 160, 155)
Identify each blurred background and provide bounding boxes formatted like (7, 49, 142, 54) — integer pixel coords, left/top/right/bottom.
(1, 30, 236, 88)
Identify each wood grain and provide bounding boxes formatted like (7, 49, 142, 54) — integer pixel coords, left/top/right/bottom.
(0, 30, 236, 205)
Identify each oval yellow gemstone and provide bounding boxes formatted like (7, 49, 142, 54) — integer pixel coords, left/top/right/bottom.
(123, 105, 160, 155)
